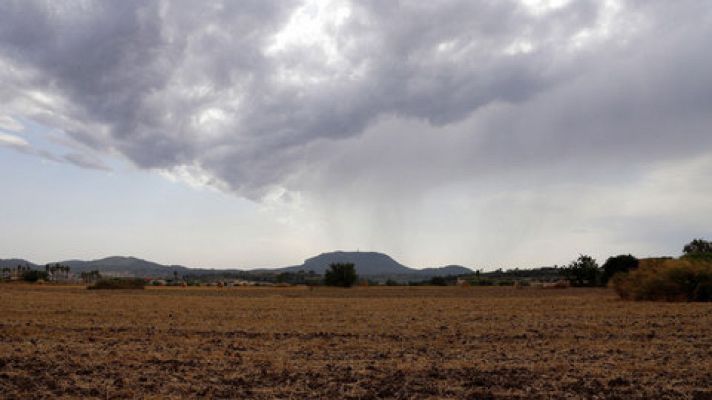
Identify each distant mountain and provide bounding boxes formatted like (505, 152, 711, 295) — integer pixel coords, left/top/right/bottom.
(282, 251, 412, 275)
(1, 256, 250, 278)
(0, 259, 38, 269)
(61, 256, 193, 277)
(280, 251, 473, 277)
(419, 265, 473, 276)
(1, 252, 474, 279)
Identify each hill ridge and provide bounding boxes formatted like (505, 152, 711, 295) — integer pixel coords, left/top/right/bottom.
(1, 251, 473, 278)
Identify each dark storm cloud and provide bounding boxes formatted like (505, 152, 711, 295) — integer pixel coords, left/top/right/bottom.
(297, 1, 712, 197)
(0, 0, 711, 199)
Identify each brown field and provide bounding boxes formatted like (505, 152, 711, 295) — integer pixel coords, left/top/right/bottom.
(1, 285, 711, 399)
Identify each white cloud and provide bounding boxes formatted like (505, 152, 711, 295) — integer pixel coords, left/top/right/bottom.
(519, 0, 573, 16)
(0, 133, 29, 148)
(158, 163, 228, 192)
(0, 115, 24, 133)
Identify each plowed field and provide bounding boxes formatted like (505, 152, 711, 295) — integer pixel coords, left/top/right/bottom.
(1, 285, 711, 399)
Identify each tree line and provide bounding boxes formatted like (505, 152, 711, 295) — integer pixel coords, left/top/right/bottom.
(320, 238, 712, 295)
(1, 263, 73, 282)
(559, 238, 712, 288)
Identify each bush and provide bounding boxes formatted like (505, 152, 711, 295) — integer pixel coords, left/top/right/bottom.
(324, 263, 358, 287)
(612, 258, 712, 301)
(22, 270, 49, 282)
(429, 276, 448, 286)
(471, 278, 494, 286)
(88, 278, 145, 290)
(560, 255, 601, 287)
(601, 254, 638, 284)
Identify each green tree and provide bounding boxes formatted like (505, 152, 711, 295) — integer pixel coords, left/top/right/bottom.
(324, 263, 357, 287)
(683, 238, 712, 258)
(601, 254, 639, 284)
(561, 254, 601, 287)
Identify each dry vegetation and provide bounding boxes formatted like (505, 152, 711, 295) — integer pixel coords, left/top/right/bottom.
(1, 285, 711, 399)
(612, 258, 712, 302)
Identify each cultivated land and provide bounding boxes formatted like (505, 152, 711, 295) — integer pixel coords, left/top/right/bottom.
(1, 285, 711, 399)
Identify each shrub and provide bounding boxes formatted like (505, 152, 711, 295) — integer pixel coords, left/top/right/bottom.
(88, 278, 145, 290)
(601, 254, 638, 284)
(429, 276, 448, 286)
(22, 270, 49, 282)
(560, 255, 601, 287)
(324, 263, 358, 287)
(612, 258, 712, 301)
(693, 279, 712, 301)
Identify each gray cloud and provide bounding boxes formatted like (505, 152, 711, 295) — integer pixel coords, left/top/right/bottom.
(0, 0, 710, 204)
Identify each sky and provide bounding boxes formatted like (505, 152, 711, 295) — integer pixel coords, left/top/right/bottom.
(1, 0, 711, 270)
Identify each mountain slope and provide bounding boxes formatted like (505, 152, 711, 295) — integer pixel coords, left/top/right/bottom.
(282, 251, 412, 275)
(418, 265, 473, 276)
(0, 259, 38, 269)
(61, 256, 191, 277)
(281, 251, 473, 277)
